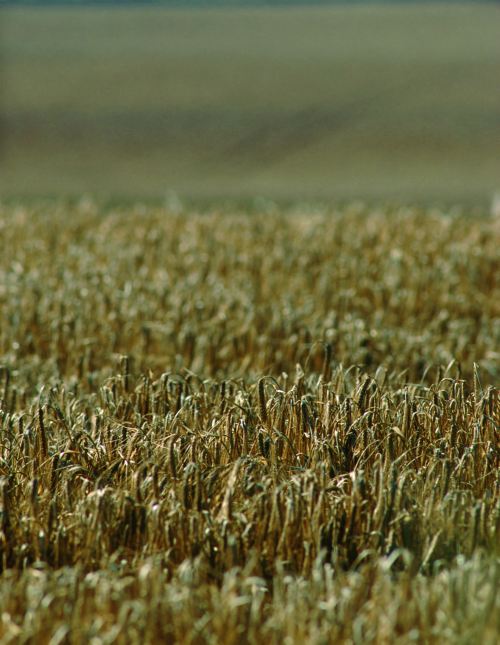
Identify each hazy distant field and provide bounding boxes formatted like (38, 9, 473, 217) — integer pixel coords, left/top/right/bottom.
(1, 4, 499, 202)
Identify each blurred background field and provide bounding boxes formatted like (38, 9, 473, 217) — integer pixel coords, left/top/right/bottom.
(1, 3, 499, 203)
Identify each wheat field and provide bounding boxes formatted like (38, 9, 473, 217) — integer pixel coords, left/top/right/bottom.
(0, 201, 498, 643)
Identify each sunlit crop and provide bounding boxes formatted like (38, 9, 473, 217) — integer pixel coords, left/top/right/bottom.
(0, 201, 498, 643)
